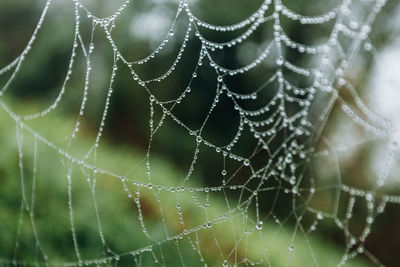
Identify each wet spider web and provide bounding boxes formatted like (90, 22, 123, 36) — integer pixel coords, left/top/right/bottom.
(0, 0, 399, 266)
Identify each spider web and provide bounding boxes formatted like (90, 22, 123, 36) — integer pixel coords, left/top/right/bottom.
(0, 0, 399, 266)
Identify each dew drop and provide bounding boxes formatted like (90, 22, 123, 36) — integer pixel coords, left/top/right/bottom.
(365, 193, 373, 202)
(276, 57, 284, 66)
(256, 221, 263, 230)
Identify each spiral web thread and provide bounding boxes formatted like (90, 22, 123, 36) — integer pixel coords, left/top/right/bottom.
(0, 0, 399, 266)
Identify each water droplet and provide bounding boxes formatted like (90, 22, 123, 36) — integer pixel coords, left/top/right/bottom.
(285, 156, 292, 164)
(256, 221, 263, 230)
(365, 193, 373, 202)
(338, 78, 346, 86)
(276, 57, 284, 66)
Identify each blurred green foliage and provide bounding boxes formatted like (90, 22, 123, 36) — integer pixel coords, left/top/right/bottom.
(0, 0, 399, 266)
